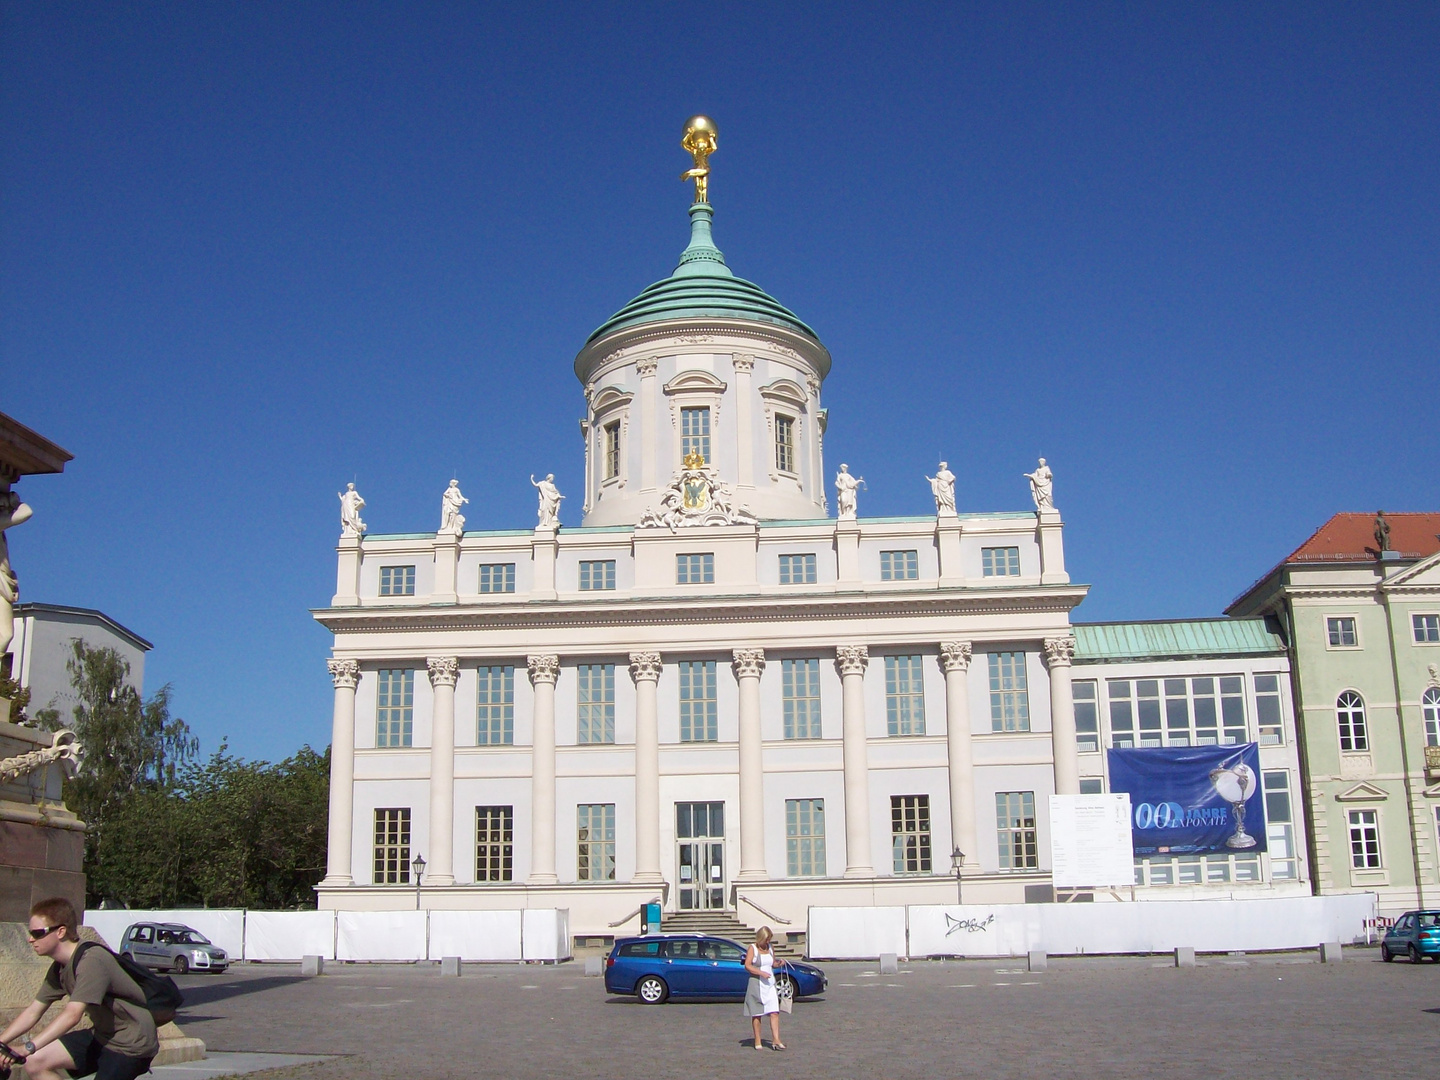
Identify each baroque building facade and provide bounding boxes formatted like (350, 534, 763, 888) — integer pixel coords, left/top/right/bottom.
(314, 191, 1094, 936)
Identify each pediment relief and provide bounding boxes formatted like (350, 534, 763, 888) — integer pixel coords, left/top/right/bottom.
(1335, 781, 1389, 802)
(757, 377, 809, 410)
(663, 369, 728, 396)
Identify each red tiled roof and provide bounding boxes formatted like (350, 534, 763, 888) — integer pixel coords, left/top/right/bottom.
(1285, 512, 1440, 562)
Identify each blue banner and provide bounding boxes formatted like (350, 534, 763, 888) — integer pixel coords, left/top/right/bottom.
(1106, 743, 1266, 856)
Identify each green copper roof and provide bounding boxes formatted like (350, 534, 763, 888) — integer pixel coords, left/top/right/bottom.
(586, 202, 820, 345)
(1073, 619, 1286, 663)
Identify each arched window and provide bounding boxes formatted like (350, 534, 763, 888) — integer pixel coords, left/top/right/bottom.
(1337, 691, 1368, 752)
(1423, 687, 1440, 748)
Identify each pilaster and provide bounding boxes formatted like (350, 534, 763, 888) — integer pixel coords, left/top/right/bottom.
(937, 516, 964, 587)
(1037, 508, 1068, 585)
(433, 533, 459, 604)
(333, 535, 362, 606)
(836, 519, 860, 585)
(531, 526, 558, 600)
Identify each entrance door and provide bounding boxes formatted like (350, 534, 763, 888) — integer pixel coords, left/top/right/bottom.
(677, 801, 725, 910)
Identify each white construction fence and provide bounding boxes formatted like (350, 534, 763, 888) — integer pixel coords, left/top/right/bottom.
(809, 894, 1378, 960)
(84, 908, 571, 963)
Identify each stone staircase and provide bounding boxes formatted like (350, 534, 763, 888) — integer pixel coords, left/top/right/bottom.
(661, 909, 801, 958)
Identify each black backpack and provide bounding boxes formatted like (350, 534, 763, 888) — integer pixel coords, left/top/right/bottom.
(70, 942, 184, 1026)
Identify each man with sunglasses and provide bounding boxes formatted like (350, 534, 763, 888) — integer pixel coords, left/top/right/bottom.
(0, 898, 157, 1080)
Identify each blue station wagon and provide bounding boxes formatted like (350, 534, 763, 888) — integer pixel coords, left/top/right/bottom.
(604, 934, 826, 1005)
(1381, 910, 1440, 963)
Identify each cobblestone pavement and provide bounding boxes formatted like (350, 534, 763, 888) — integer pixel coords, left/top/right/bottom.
(169, 950, 1438, 1080)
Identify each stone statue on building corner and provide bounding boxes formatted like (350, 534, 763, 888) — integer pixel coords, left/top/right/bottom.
(927, 461, 956, 516)
(1374, 510, 1392, 553)
(835, 464, 864, 521)
(1025, 458, 1054, 510)
(0, 489, 33, 659)
(439, 479, 468, 536)
(339, 483, 367, 537)
(532, 474, 564, 529)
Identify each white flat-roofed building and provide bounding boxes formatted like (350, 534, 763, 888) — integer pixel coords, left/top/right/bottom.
(314, 188, 1089, 936)
(6, 603, 152, 723)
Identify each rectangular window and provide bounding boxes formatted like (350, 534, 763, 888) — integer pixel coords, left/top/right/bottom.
(373, 808, 411, 884)
(676, 553, 715, 584)
(577, 664, 616, 744)
(577, 804, 616, 881)
(1348, 809, 1381, 869)
(1415, 614, 1440, 644)
(376, 669, 414, 747)
(475, 805, 513, 882)
(879, 550, 919, 581)
(1263, 772, 1298, 881)
(579, 560, 616, 591)
(778, 553, 817, 585)
(786, 799, 826, 877)
(479, 563, 516, 594)
(1136, 679, 1162, 747)
(782, 658, 822, 739)
(885, 655, 926, 736)
(981, 547, 1021, 577)
(476, 666, 515, 745)
(604, 421, 621, 480)
(775, 414, 796, 473)
(996, 791, 1038, 870)
(1327, 617, 1357, 647)
(681, 406, 711, 463)
(679, 660, 718, 742)
(379, 565, 416, 596)
(1074, 680, 1099, 753)
(1107, 676, 1248, 748)
(1108, 680, 1134, 747)
(1220, 676, 1247, 743)
(989, 652, 1031, 732)
(1255, 674, 1284, 745)
(1079, 778, 1104, 795)
(891, 795, 932, 873)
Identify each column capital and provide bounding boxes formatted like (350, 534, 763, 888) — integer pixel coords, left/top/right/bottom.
(426, 656, 459, 687)
(731, 647, 766, 679)
(327, 658, 360, 689)
(939, 641, 973, 673)
(730, 353, 755, 373)
(635, 356, 659, 377)
(1043, 636, 1077, 668)
(527, 654, 560, 685)
(629, 651, 663, 683)
(835, 644, 869, 676)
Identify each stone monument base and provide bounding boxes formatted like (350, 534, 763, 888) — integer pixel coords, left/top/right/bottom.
(1, 719, 86, 923)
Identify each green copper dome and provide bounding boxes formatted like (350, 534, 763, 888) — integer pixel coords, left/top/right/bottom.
(586, 203, 820, 345)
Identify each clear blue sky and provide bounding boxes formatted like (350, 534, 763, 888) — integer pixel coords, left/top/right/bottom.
(4, 3, 1436, 764)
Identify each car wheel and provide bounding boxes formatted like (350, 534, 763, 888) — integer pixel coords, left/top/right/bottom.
(1409, 945, 1423, 964)
(636, 975, 668, 1005)
(173, 954, 189, 975)
(775, 973, 796, 1004)
(1381, 945, 1393, 962)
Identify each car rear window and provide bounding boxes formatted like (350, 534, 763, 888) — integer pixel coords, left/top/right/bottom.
(618, 941, 660, 957)
(1420, 914, 1440, 928)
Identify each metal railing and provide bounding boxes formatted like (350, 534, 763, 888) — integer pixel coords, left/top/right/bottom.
(608, 896, 665, 928)
(734, 892, 792, 926)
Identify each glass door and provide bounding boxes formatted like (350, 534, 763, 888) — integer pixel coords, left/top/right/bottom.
(677, 801, 726, 910)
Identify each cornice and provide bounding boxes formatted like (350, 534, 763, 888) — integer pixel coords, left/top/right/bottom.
(575, 318, 832, 386)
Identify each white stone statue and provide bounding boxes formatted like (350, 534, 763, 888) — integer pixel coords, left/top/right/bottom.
(439, 479, 468, 536)
(1025, 457, 1054, 510)
(338, 483, 367, 537)
(0, 489, 33, 660)
(835, 464, 865, 521)
(927, 461, 956, 516)
(531, 474, 564, 529)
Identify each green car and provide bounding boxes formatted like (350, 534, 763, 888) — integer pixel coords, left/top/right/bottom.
(1380, 911, 1440, 964)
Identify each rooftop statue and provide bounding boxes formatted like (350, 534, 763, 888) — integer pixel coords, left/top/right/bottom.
(927, 461, 957, 516)
(439, 479, 468, 536)
(532, 474, 564, 529)
(681, 115, 718, 204)
(339, 482, 367, 538)
(1374, 510, 1392, 553)
(835, 464, 865, 521)
(1025, 458, 1054, 511)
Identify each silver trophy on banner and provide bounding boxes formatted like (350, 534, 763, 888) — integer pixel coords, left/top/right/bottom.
(1209, 761, 1259, 849)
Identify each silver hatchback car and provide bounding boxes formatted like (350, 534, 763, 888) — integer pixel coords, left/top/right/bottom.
(119, 922, 228, 974)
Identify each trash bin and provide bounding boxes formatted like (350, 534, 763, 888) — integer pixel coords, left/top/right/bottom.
(641, 903, 662, 935)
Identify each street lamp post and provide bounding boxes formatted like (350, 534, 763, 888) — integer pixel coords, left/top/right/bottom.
(412, 853, 426, 910)
(950, 847, 965, 906)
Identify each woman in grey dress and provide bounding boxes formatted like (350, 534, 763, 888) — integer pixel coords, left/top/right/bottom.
(743, 926, 784, 1050)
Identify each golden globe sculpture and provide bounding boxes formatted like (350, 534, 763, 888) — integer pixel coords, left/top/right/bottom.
(681, 115, 718, 204)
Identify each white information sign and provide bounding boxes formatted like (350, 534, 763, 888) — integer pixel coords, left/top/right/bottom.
(1049, 793, 1134, 889)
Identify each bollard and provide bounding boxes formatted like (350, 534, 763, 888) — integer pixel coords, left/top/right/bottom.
(440, 956, 461, 976)
(1027, 950, 1048, 972)
(1174, 947, 1196, 968)
(1320, 942, 1343, 964)
(584, 957, 604, 977)
(301, 955, 324, 977)
(878, 953, 899, 974)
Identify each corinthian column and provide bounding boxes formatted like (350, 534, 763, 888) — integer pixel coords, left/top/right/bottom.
(323, 659, 359, 885)
(629, 652, 664, 884)
(940, 643, 978, 867)
(1044, 637, 1080, 796)
(836, 645, 874, 878)
(733, 648, 767, 881)
(527, 654, 560, 884)
(425, 657, 459, 886)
